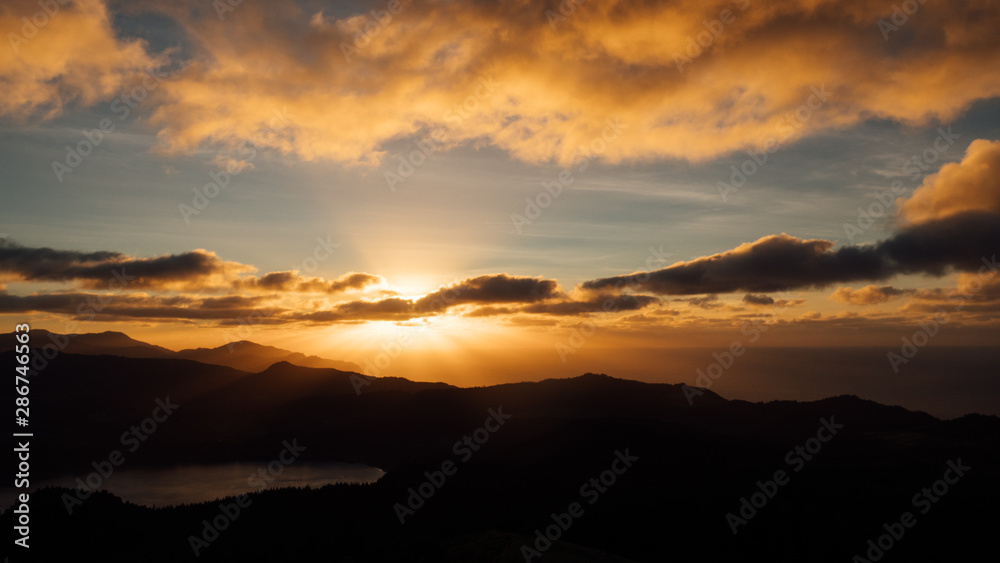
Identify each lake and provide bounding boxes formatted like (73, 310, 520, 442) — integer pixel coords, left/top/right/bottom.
(1, 462, 385, 509)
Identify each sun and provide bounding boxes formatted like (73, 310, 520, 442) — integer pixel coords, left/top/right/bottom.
(383, 274, 449, 298)
(311, 314, 474, 377)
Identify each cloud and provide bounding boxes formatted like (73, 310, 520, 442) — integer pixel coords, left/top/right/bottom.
(903, 269, 1000, 318)
(677, 294, 724, 309)
(8, 1, 1000, 165)
(898, 139, 1000, 226)
(295, 297, 418, 323)
(0, 0, 161, 119)
(236, 271, 384, 294)
(460, 293, 661, 317)
(0, 242, 123, 276)
(877, 210, 1000, 276)
(414, 274, 561, 310)
(0, 242, 252, 289)
(743, 293, 774, 306)
(831, 285, 911, 306)
(0, 242, 385, 294)
(462, 306, 515, 318)
(0, 290, 279, 321)
(744, 291, 803, 308)
(582, 233, 890, 295)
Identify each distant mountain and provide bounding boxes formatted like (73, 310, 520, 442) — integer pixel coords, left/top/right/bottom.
(174, 339, 361, 373)
(1, 329, 362, 372)
(0, 328, 175, 358)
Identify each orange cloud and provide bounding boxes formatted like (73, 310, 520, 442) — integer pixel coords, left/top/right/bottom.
(0, 0, 160, 119)
(898, 139, 1000, 226)
(234, 271, 384, 294)
(831, 285, 910, 306)
(904, 269, 1000, 320)
(8, 1, 999, 165)
(148, 0, 1000, 165)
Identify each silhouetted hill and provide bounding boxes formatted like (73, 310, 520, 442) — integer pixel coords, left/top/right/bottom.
(0, 329, 362, 372)
(197, 360, 454, 413)
(175, 340, 362, 372)
(0, 328, 174, 357)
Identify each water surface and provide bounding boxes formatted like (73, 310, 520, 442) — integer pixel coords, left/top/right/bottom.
(2, 462, 384, 509)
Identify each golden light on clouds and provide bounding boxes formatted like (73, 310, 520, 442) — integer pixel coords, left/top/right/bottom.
(831, 285, 909, 306)
(138, 0, 1000, 164)
(899, 139, 1000, 226)
(0, 0, 159, 119)
(4, 0, 1000, 165)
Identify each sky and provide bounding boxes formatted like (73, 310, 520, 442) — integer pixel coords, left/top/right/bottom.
(1, 0, 999, 390)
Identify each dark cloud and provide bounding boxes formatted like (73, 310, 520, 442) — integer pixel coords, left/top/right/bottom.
(237, 271, 383, 293)
(326, 297, 415, 320)
(0, 242, 122, 281)
(287, 298, 416, 323)
(582, 234, 889, 295)
(197, 296, 265, 310)
(582, 209, 1000, 296)
(414, 274, 561, 310)
(679, 295, 723, 309)
(875, 210, 1000, 276)
(0, 242, 385, 294)
(0, 291, 278, 321)
(251, 272, 303, 289)
(0, 242, 247, 288)
(743, 294, 775, 306)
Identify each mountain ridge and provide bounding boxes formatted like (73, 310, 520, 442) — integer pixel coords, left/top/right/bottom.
(0, 328, 362, 373)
